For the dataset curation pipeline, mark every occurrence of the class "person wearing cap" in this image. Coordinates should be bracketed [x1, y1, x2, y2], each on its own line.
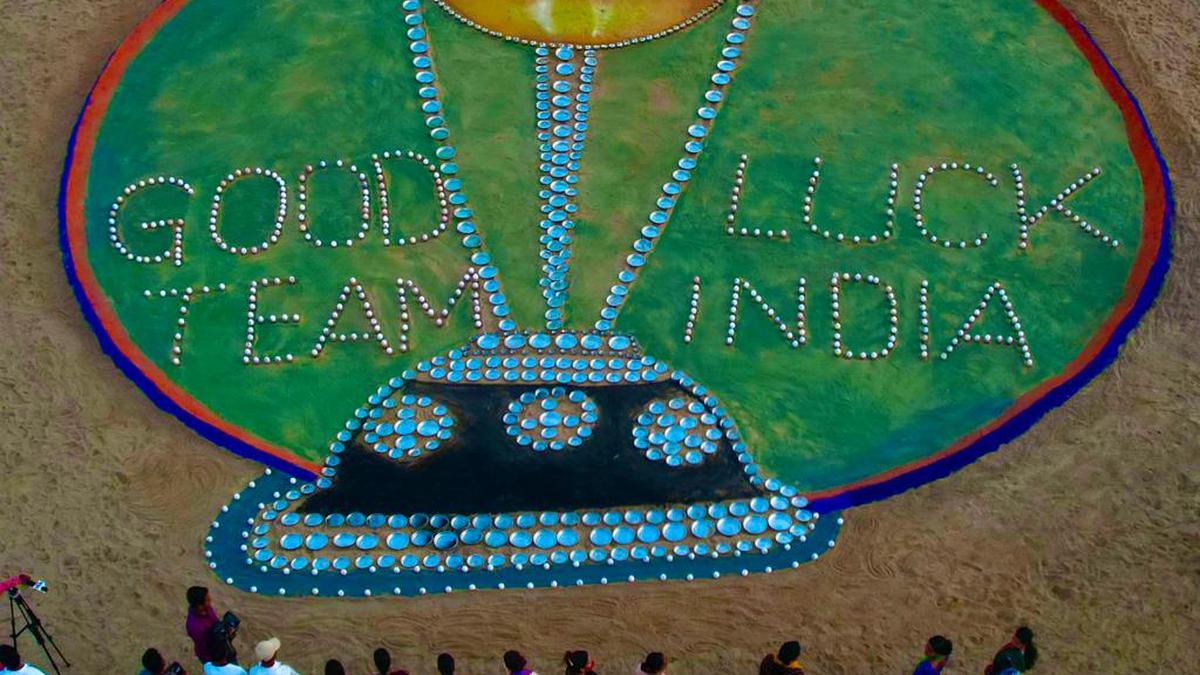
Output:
[247, 638, 299, 675]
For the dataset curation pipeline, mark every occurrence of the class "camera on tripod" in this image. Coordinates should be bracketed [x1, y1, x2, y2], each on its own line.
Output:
[4, 572, 68, 674]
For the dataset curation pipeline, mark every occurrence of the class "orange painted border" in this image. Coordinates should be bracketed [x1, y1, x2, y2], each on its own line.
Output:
[60, 0, 321, 475]
[60, 0, 1171, 501]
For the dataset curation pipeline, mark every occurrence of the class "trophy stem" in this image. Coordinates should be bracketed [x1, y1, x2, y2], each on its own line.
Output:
[591, 1, 761, 332]
[532, 45, 600, 330]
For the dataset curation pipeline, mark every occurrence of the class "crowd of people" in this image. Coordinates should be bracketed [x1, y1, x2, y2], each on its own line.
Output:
[0, 585, 1040, 675]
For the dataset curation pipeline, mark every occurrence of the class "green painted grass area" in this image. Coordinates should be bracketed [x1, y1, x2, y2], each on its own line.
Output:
[82, 0, 1144, 489]
[568, 1, 734, 327]
[85, 0, 498, 460]
[422, 7, 545, 328]
[613, 0, 1141, 490]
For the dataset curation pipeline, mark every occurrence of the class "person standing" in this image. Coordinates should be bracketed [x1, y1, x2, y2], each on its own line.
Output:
[323, 661, 346, 675]
[435, 653, 455, 675]
[186, 586, 238, 665]
[984, 626, 1039, 673]
[633, 652, 666, 675]
[912, 636, 953, 675]
[0, 644, 47, 675]
[248, 638, 300, 675]
[203, 639, 246, 675]
[989, 652, 1021, 675]
[503, 650, 539, 675]
[563, 650, 596, 675]
[371, 647, 408, 675]
[141, 647, 188, 675]
[758, 641, 805, 675]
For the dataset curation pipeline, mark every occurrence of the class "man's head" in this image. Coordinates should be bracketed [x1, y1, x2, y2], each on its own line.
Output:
[186, 586, 210, 612]
[564, 650, 590, 673]
[0, 644, 21, 670]
[373, 647, 391, 675]
[437, 652, 455, 674]
[926, 636, 953, 660]
[503, 650, 527, 672]
[641, 652, 666, 674]
[325, 660, 347, 675]
[142, 647, 167, 674]
[255, 638, 282, 665]
[778, 640, 802, 664]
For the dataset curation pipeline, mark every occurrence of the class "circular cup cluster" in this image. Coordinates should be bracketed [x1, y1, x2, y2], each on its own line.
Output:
[633, 397, 723, 465]
[503, 387, 597, 451]
[363, 394, 455, 459]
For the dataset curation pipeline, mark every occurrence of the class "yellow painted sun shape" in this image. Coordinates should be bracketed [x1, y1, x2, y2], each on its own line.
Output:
[441, 0, 722, 45]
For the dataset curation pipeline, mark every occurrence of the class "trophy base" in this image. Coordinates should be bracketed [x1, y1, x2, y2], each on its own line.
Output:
[205, 467, 842, 597]
[202, 333, 839, 596]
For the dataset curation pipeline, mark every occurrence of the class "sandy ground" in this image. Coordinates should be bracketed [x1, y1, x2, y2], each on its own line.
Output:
[1, 1, 1198, 673]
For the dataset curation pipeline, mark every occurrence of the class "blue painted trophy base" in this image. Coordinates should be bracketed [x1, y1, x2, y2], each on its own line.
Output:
[205, 469, 842, 597]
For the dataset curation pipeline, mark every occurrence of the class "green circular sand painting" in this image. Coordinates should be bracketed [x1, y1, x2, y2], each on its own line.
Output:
[63, 0, 1168, 509]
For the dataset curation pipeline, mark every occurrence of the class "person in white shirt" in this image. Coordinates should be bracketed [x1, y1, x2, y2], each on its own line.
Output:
[203, 638, 247, 675]
[248, 638, 300, 675]
[0, 644, 48, 675]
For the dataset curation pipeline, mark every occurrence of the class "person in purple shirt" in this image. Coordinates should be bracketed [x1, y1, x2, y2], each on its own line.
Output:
[185, 586, 238, 665]
[912, 635, 953, 675]
[185, 586, 219, 664]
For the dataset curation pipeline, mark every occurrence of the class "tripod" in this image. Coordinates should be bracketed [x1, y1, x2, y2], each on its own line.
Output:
[8, 588, 69, 674]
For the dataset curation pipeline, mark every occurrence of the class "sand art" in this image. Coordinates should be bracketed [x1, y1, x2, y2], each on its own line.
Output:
[59, 0, 1170, 597]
